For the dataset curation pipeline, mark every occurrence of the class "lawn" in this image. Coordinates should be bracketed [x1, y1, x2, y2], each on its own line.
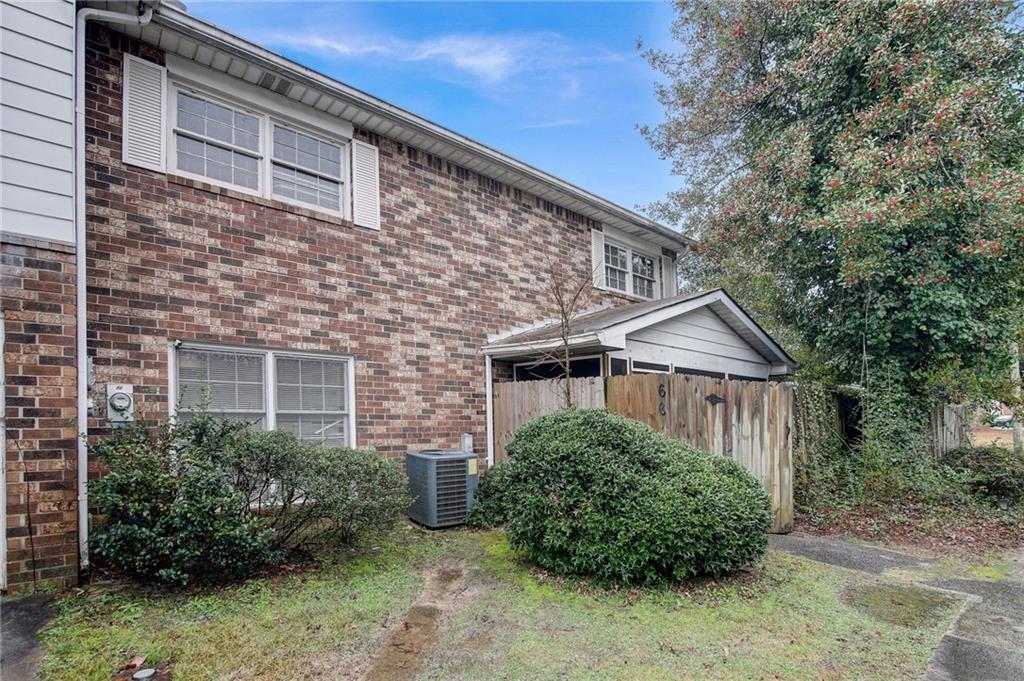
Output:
[39, 524, 960, 680]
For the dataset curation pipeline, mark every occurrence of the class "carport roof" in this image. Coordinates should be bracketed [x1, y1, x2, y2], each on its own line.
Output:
[482, 289, 797, 374]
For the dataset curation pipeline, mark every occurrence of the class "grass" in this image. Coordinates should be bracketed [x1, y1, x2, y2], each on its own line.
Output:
[38, 524, 961, 681]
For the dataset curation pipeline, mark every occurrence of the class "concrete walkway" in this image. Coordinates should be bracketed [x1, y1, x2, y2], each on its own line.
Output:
[771, 533, 1024, 681]
[1, 593, 54, 681]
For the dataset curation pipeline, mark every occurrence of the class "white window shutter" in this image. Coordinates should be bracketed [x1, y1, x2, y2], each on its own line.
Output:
[591, 228, 605, 287]
[351, 139, 381, 230]
[121, 54, 166, 172]
[662, 255, 678, 297]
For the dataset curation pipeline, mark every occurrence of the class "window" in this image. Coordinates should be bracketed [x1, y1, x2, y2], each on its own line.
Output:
[174, 93, 260, 190]
[632, 253, 656, 300]
[275, 355, 349, 446]
[176, 348, 266, 424]
[174, 346, 354, 446]
[170, 87, 347, 215]
[603, 239, 659, 299]
[272, 124, 342, 211]
[604, 243, 628, 292]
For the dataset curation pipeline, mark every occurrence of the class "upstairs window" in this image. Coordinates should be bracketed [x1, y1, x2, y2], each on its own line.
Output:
[272, 124, 343, 212]
[604, 242, 629, 292]
[168, 87, 347, 217]
[632, 252, 657, 300]
[174, 93, 261, 190]
[603, 239, 660, 299]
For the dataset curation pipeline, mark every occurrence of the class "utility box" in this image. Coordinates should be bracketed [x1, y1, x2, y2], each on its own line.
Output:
[406, 449, 479, 528]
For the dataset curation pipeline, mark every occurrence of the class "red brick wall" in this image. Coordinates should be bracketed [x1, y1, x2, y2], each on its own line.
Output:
[2, 236, 80, 592]
[84, 25, 631, 461]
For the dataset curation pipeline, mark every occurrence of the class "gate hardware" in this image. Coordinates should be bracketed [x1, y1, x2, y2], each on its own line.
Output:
[706, 393, 726, 406]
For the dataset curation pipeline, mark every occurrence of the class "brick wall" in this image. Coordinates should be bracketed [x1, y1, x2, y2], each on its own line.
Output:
[2, 236, 80, 592]
[84, 24, 631, 462]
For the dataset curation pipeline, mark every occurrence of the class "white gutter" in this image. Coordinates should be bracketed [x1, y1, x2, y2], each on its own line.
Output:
[484, 356, 494, 467]
[75, 1, 155, 572]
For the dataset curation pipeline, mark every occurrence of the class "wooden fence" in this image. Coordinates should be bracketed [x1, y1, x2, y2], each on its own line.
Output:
[492, 374, 794, 533]
[927, 403, 971, 457]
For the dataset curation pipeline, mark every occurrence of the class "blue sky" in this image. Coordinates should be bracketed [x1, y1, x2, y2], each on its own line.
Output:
[188, 1, 680, 216]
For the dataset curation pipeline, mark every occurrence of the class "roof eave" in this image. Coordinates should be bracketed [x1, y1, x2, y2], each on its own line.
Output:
[142, 6, 694, 252]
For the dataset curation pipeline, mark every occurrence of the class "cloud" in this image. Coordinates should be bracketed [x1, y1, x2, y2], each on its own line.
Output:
[260, 28, 619, 85]
[519, 117, 586, 130]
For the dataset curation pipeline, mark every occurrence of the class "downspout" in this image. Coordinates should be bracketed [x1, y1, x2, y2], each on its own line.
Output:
[485, 355, 494, 467]
[75, 1, 155, 572]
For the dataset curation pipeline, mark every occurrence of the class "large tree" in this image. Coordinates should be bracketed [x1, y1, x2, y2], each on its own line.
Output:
[644, 0, 1024, 402]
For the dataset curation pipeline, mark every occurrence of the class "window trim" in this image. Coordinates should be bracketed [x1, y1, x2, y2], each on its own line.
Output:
[602, 237, 661, 300]
[168, 342, 357, 447]
[166, 81, 350, 219]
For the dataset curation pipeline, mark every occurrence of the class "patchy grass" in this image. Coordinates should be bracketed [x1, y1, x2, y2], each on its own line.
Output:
[39, 525, 960, 681]
[39, 524, 448, 680]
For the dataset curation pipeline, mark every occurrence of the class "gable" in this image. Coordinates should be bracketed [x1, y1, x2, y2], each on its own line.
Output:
[622, 307, 775, 379]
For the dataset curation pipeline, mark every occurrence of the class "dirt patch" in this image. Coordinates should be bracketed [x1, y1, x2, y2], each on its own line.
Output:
[360, 564, 466, 681]
[842, 582, 958, 628]
[971, 426, 1015, 448]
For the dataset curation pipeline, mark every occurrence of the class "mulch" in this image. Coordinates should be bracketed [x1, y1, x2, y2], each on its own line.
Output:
[796, 501, 1024, 555]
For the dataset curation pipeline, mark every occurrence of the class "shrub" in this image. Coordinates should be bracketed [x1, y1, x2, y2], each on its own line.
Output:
[90, 411, 411, 585]
[493, 409, 771, 584]
[222, 429, 410, 552]
[465, 461, 518, 529]
[942, 445, 1024, 506]
[89, 415, 277, 585]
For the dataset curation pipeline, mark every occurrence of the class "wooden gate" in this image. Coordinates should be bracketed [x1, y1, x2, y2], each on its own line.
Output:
[492, 373, 794, 532]
[604, 374, 793, 532]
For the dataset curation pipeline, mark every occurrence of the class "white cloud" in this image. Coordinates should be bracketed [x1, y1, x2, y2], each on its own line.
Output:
[519, 117, 586, 130]
[260, 28, 617, 85]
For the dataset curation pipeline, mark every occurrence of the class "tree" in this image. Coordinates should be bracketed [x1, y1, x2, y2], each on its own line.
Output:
[643, 0, 1024, 404]
[524, 258, 596, 408]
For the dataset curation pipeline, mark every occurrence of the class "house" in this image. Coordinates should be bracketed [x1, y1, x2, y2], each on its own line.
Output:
[0, 0, 790, 591]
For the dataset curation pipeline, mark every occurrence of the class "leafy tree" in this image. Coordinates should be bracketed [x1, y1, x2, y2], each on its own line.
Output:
[643, 0, 1024, 403]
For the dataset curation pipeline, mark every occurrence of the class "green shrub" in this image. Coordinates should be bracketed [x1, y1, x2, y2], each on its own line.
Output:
[222, 429, 410, 551]
[90, 412, 411, 585]
[942, 445, 1024, 506]
[89, 415, 277, 585]
[465, 462, 517, 529]
[492, 409, 771, 585]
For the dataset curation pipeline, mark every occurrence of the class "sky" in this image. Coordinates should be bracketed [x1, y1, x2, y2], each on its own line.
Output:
[188, 1, 681, 216]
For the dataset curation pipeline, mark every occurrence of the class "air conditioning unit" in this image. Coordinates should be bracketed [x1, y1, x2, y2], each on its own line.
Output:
[406, 448, 479, 528]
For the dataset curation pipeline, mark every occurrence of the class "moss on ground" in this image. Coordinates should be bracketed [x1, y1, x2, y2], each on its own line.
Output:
[39, 525, 960, 681]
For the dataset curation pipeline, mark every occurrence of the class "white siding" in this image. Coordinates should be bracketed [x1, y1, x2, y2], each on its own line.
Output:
[621, 307, 773, 379]
[0, 0, 76, 244]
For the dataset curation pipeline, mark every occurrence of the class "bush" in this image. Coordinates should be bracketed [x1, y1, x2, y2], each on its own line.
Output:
[89, 415, 277, 585]
[483, 409, 771, 584]
[942, 445, 1024, 506]
[90, 411, 411, 585]
[465, 462, 517, 529]
[221, 429, 410, 552]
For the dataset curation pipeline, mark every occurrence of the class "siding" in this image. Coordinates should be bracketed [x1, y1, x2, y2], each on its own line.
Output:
[0, 0, 76, 244]
[622, 307, 773, 378]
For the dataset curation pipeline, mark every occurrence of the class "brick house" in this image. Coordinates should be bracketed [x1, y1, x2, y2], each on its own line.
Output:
[1, 0, 794, 591]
